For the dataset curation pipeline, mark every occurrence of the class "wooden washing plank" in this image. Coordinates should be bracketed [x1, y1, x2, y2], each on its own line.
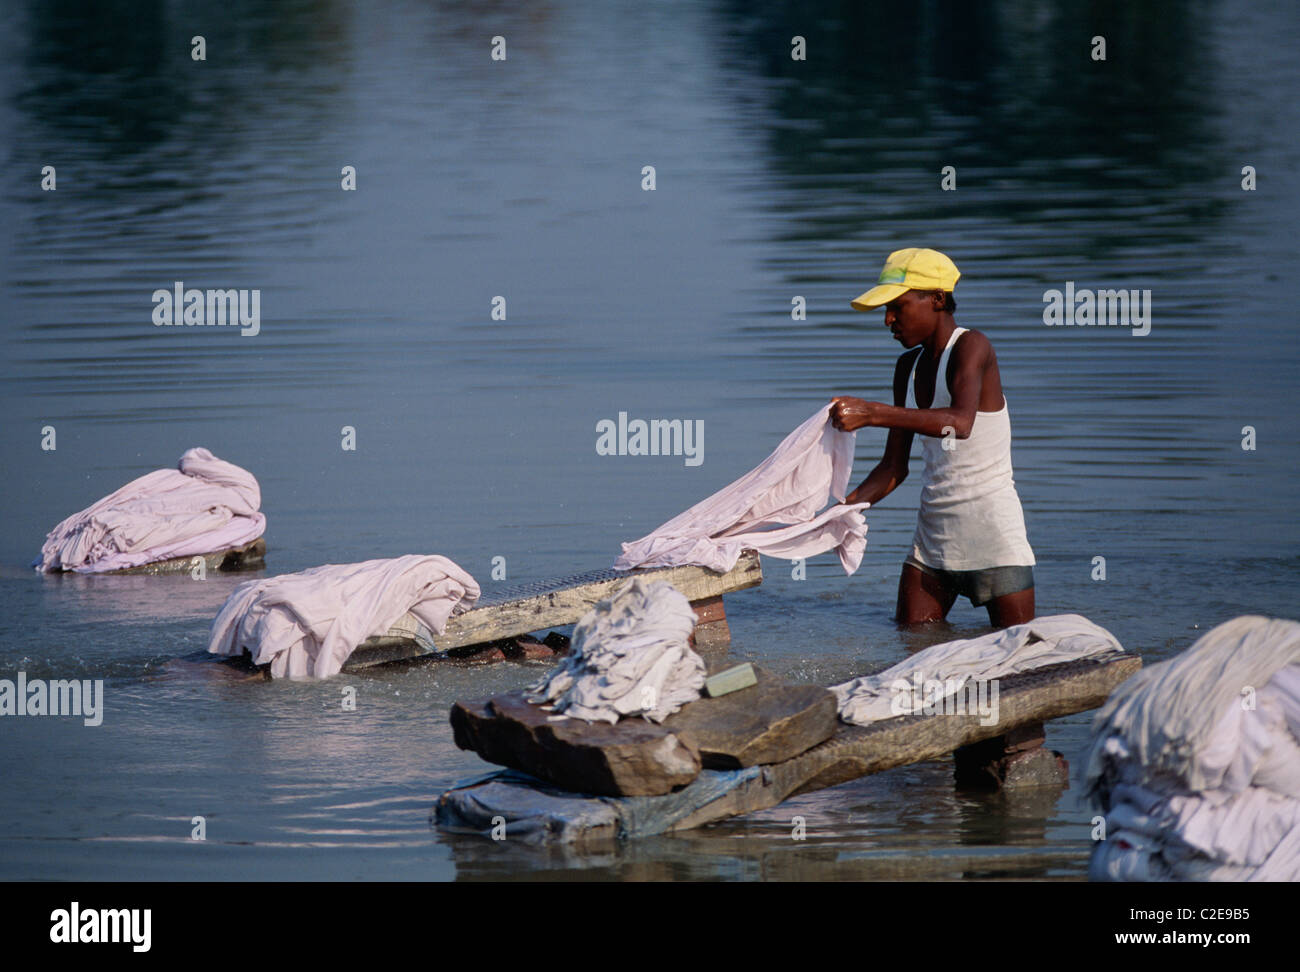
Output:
[344, 549, 763, 669]
[434, 653, 1140, 842]
[104, 537, 266, 575]
[667, 653, 1141, 833]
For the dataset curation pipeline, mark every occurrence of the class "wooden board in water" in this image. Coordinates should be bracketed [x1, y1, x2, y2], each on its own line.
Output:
[434, 653, 1142, 843]
[97, 537, 266, 575]
[345, 550, 763, 669]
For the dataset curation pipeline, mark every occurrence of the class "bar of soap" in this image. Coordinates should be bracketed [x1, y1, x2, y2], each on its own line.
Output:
[704, 663, 757, 698]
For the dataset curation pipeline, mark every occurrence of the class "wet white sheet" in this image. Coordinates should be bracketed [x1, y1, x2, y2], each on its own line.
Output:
[207, 554, 480, 679]
[614, 404, 869, 574]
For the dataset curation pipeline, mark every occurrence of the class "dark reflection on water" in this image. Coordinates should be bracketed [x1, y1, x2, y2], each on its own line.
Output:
[0, 0, 1297, 880]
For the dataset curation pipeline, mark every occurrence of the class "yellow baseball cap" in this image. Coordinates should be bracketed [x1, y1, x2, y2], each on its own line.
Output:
[850, 248, 961, 311]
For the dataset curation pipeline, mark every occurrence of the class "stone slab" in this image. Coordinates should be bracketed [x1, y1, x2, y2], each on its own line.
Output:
[662, 666, 838, 768]
[450, 691, 702, 797]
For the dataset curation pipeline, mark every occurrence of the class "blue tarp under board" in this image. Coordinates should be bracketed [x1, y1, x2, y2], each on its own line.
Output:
[434, 766, 761, 845]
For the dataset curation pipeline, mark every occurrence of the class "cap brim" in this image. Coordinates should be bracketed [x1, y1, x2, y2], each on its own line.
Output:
[850, 283, 908, 311]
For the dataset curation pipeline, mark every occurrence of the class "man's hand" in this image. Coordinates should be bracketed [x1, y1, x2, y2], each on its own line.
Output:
[830, 396, 885, 432]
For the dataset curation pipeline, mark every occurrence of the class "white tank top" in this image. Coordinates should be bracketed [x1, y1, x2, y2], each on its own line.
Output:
[905, 327, 1035, 570]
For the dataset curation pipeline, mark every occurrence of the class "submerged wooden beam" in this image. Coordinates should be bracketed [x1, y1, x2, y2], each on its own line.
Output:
[105, 537, 266, 575]
[953, 721, 1068, 788]
[434, 653, 1141, 843]
[345, 550, 763, 669]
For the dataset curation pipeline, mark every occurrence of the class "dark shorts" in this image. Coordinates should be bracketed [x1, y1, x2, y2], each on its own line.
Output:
[904, 556, 1034, 607]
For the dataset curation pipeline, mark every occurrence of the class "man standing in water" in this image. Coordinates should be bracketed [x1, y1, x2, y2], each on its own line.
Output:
[830, 248, 1035, 628]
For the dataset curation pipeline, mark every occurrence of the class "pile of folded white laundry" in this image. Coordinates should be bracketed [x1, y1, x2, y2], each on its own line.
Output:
[528, 578, 705, 724]
[36, 447, 266, 573]
[1085, 615, 1300, 881]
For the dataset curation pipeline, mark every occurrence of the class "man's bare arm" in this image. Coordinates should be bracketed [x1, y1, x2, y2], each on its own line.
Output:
[831, 331, 990, 439]
[841, 352, 916, 506]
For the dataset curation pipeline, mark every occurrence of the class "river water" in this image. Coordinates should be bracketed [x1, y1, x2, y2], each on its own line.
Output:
[1, 0, 1297, 880]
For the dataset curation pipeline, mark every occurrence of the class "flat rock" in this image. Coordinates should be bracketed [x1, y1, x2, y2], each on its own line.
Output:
[661, 666, 838, 768]
[450, 691, 701, 797]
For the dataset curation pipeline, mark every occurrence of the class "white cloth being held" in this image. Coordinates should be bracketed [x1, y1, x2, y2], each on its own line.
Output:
[614, 405, 869, 574]
[207, 555, 480, 679]
[528, 578, 705, 724]
[832, 614, 1124, 726]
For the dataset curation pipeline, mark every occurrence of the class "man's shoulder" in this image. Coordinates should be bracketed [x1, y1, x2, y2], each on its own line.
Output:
[956, 325, 993, 345]
[954, 326, 995, 359]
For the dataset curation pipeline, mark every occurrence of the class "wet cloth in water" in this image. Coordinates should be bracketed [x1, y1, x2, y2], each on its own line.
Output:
[614, 404, 869, 574]
[207, 555, 480, 679]
[36, 447, 266, 573]
[832, 614, 1124, 725]
[1085, 616, 1300, 882]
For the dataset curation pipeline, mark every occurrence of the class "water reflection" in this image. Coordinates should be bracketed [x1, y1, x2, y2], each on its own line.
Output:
[1, 0, 1297, 880]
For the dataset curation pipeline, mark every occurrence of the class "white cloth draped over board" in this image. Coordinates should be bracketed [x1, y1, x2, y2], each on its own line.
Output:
[36, 447, 266, 573]
[207, 555, 480, 679]
[832, 614, 1125, 725]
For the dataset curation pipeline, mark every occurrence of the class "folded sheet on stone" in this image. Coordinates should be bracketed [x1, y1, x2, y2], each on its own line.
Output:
[528, 578, 705, 724]
[36, 447, 266, 573]
[207, 555, 480, 679]
[614, 404, 869, 574]
[831, 614, 1125, 725]
[1085, 616, 1300, 882]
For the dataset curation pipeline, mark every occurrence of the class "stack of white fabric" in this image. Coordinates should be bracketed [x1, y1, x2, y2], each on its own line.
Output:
[1085, 616, 1300, 882]
[614, 404, 869, 574]
[528, 578, 705, 724]
[207, 555, 480, 679]
[37, 447, 266, 573]
[832, 614, 1124, 725]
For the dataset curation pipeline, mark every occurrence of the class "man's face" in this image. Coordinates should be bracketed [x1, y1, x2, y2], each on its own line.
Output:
[882, 289, 940, 348]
